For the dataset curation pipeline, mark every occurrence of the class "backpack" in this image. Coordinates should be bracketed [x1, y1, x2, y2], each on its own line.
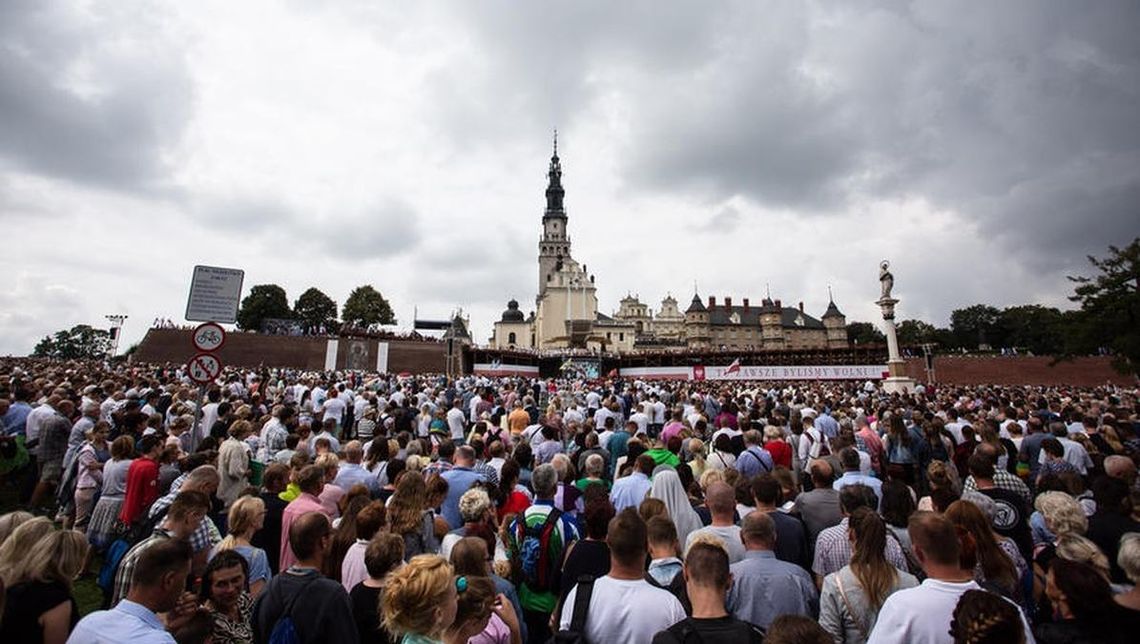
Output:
[97, 538, 131, 594]
[513, 507, 563, 593]
[549, 575, 595, 644]
[267, 577, 316, 644]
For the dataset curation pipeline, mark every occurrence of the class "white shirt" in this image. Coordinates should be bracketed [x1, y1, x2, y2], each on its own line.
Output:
[1037, 436, 1094, 475]
[199, 402, 219, 440]
[685, 525, 746, 563]
[25, 403, 56, 443]
[322, 395, 347, 422]
[446, 407, 467, 441]
[559, 576, 686, 644]
[628, 412, 649, 436]
[651, 401, 666, 424]
[868, 578, 1035, 644]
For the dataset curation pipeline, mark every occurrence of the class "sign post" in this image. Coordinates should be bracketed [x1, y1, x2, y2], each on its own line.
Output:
[185, 265, 244, 324]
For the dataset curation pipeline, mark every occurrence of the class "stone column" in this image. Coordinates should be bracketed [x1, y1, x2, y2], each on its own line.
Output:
[876, 268, 916, 394]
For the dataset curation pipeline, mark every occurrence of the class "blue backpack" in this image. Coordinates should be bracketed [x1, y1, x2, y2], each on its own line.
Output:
[267, 578, 315, 644]
[97, 538, 131, 593]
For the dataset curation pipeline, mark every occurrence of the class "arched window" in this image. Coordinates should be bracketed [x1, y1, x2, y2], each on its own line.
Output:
[508, 332, 517, 344]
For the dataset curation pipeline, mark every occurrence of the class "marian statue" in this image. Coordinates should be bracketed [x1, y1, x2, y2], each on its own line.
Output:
[879, 260, 894, 300]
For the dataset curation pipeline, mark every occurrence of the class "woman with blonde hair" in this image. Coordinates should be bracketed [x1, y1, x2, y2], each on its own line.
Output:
[0, 510, 34, 547]
[1032, 491, 1090, 618]
[212, 495, 271, 596]
[686, 438, 707, 480]
[0, 529, 88, 644]
[382, 554, 459, 644]
[819, 508, 918, 644]
[0, 516, 54, 584]
[387, 474, 439, 560]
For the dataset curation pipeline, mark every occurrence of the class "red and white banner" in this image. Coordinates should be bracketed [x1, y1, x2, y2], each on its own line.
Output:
[619, 364, 888, 381]
[473, 362, 539, 377]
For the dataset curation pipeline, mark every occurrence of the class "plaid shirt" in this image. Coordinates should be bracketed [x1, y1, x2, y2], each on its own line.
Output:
[963, 469, 1031, 504]
[111, 529, 172, 606]
[422, 460, 454, 478]
[148, 474, 221, 553]
[812, 517, 909, 577]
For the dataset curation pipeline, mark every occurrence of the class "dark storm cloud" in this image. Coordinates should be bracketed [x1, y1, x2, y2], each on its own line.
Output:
[447, 1, 1140, 261]
[0, 1, 193, 192]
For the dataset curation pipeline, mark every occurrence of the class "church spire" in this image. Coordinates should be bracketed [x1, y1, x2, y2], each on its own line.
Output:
[545, 129, 565, 215]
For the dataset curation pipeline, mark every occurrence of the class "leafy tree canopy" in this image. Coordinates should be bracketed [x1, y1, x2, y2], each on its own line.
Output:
[342, 285, 395, 327]
[846, 321, 885, 346]
[32, 324, 111, 359]
[293, 287, 338, 331]
[1067, 237, 1140, 376]
[236, 284, 291, 331]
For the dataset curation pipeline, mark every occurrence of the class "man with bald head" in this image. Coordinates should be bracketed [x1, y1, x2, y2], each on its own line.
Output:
[962, 441, 1030, 503]
[727, 511, 818, 629]
[332, 440, 378, 494]
[685, 481, 745, 563]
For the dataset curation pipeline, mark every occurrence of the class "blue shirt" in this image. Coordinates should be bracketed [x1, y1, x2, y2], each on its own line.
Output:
[736, 446, 775, 479]
[333, 462, 378, 494]
[832, 471, 883, 507]
[815, 412, 840, 439]
[609, 472, 652, 512]
[727, 550, 818, 629]
[67, 599, 175, 644]
[2, 401, 31, 436]
[440, 466, 487, 529]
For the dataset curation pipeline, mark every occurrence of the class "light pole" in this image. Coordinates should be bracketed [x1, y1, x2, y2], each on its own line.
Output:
[105, 314, 127, 357]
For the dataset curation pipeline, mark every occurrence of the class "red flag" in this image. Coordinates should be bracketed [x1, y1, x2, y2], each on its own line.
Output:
[725, 358, 741, 375]
[607, 368, 618, 378]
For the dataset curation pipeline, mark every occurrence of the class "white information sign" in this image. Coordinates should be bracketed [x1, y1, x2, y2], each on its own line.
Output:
[185, 265, 245, 323]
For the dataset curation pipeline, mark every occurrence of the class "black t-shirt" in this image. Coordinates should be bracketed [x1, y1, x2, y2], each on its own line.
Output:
[651, 616, 765, 644]
[0, 580, 78, 644]
[349, 583, 399, 644]
[559, 540, 611, 605]
[977, 487, 1033, 560]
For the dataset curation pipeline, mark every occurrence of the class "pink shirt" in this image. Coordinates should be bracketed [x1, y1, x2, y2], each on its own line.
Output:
[468, 613, 512, 644]
[279, 492, 331, 570]
[341, 540, 369, 592]
[661, 422, 685, 445]
[319, 483, 344, 518]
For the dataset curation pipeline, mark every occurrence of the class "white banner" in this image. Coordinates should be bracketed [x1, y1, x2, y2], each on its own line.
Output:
[473, 362, 539, 376]
[701, 364, 888, 381]
[324, 340, 338, 371]
[376, 342, 389, 373]
[617, 366, 691, 380]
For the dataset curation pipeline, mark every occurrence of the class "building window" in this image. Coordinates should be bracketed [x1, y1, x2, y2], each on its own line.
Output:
[619, 333, 624, 341]
[508, 332, 516, 344]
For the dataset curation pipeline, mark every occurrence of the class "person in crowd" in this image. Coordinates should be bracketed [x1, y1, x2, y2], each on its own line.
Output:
[651, 541, 765, 644]
[794, 460, 842, 544]
[350, 533, 404, 644]
[212, 495, 271, 597]
[449, 537, 524, 644]
[199, 549, 254, 644]
[381, 554, 460, 644]
[556, 494, 615, 620]
[728, 511, 819, 629]
[685, 481, 745, 563]
[765, 614, 833, 644]
[736, 429, 775, 479]
[945, 499, 1025, 602]
[559, 508, 687, 644]
[705, 434, 737, 473]
[441, 487, 503, 562]
[834, 447, 883, 507]
[252, 511, 358, 644]
[1036, 557, 1134, 643]
[440, 446, 489, 529]
[649, 468, 702, 548]
[751, 473, 810, 569]
[610, 453, 655, 512]
[387, 473, 440, 560]
[252, 461, 290, 574]
[335, 440, 380, 495]
[814, 484, 909, 584]
[0, 516, 53, 583]
[1114, 533, 1140, 614]
[1087, 477, 1140, 584]
[279, 464, 334, 570]
[819, 508, 919, 644]
[218, 420, 253, 509]
[330, 492, 374, 581]
[496, 459, 531, 522]
[112, 490, 211, 606]
[882, 414, 926, 488]
[646, 515, 684, 587]
[966, 453, 1033, 561]
[764, 425, 794, 470]
[0, 528, 87, 644]
[118, 435, 163, 527]
[70, 539, 199, 644]
[949, 589, 1028, 644]
[867, 512, 1031, 643]
[316, 452, 346, 517]
[506, 463, 580, 644]
[72, 421, 110, 534]
[341, 500, 388, 591]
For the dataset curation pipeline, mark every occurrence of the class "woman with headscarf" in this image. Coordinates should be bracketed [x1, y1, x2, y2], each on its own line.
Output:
[648, 468, 702, 547]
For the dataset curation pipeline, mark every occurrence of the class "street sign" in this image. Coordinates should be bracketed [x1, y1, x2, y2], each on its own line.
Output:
[192, 322, 226, 352]
[187, 352, 223, 384]
[185, 265, 245, 324]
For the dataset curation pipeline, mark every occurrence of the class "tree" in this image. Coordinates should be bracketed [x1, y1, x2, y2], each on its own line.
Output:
[293, 287, 338, 331]
[846, 321, 885, 345]
[950, 304, 1003, 350]
[1067, 238, 1140, 375]
[897, 319, 938, 346]
[998, 305, 1064, 355]
[236, 284, 292, 331]
[342, 285, 396, 327]
[32, 324, 111, 359]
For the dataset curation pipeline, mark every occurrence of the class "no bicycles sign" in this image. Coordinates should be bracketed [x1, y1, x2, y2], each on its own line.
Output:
[187, 352, 223, 384]
[192, 322, 226, 352]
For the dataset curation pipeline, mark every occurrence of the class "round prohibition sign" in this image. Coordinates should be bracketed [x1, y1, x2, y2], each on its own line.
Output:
[192, 322, 226, 352]
[187, 352, 223, 384]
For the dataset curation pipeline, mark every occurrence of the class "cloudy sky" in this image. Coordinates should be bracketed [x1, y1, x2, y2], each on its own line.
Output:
[2, 0, 1138, 356]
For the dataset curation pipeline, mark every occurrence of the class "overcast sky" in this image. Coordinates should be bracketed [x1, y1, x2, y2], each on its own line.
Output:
[2, 1, 1138, 356]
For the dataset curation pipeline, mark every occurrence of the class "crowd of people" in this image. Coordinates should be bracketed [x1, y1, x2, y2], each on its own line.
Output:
[0, 356, 1138, 644]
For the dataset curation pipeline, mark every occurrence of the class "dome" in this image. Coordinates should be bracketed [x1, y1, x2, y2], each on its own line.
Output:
[501, 299, 525, 322]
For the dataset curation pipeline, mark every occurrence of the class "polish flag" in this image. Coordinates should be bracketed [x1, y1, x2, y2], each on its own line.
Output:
[725, 358, 741, 375]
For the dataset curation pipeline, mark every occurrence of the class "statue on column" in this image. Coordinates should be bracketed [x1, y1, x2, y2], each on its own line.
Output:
[878, 260, 894, 300]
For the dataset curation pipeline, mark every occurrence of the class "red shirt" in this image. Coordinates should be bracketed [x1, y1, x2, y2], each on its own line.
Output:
[119, 457, 159, 525]
[765, 440, 794, 470]
[497, 490, 531, 522]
